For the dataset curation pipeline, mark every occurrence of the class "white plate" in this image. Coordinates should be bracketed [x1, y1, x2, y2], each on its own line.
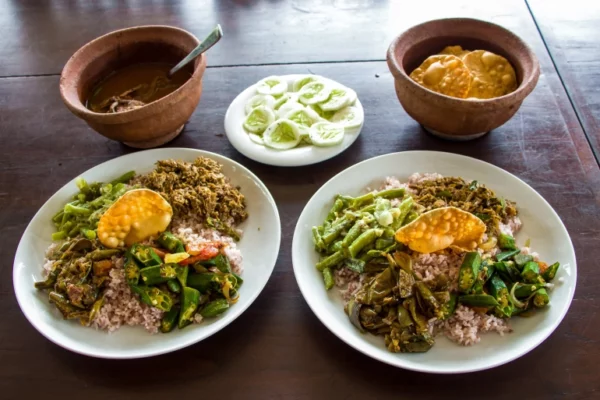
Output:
[13, 148, 281, 359]
[224, 74, 364, 167]
[292, 151, 577, 373]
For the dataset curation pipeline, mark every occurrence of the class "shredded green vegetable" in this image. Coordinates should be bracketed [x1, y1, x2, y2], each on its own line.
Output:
[51, 171, 135, 241]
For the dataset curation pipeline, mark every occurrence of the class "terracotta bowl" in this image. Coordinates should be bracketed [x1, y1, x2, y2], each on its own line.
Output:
[386, 18, 540, 140]
[60, 26, 207, 148]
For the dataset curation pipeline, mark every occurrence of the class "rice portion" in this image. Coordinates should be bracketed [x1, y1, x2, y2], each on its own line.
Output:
[412, 251, 462, 291]
[435, 305, 512, 346]
[92, 258, 163, 333]
[172, 217, 243, 274]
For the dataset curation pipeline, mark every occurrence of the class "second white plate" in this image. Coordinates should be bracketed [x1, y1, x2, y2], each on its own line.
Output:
[224, 74, 364, 167]
[292, 151, 577, 373]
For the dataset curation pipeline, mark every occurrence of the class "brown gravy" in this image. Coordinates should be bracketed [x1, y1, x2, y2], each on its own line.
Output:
[86, 63, 191, 113]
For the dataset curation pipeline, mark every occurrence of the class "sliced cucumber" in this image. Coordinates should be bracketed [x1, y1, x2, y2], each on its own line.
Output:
[245, 94, 276, 115]
[308, 104, 335, 120]
[243, 106, 275, 134]
[330, 106, 363, 129]
[274, 93, 298, 110]
[263, 119, 302, 150]
[284, 107, 320, 129]
[248, 133, 264, 145]
[292, 75, 318, 92]
[309, 122, 345, 147]
[277, 101, 304, 119]
[256, 76, 288, 96]
[298, 81, 332, 105]
[319, 87, 351, 111]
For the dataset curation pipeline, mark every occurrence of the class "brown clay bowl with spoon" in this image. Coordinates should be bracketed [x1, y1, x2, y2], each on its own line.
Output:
[60, 25, 209, 149]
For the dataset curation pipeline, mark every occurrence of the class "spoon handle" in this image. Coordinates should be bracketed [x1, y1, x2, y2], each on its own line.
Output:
[169, 24, 223, 77]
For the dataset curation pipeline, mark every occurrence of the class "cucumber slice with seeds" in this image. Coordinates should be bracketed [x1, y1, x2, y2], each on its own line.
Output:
[277, 101, 304, 119]
[263, 119, 302, 150]
[293, 75, 318, 92]
[319, 87, 352, 111]
[330, 106, 363, 129]
[274, 93, 298, 110]
[298, 81, 332, 105]
[243, 106, 275, 134]
[309, 121, 345, 147]
[256, 76, 288, 96]
[245, 94, 275, 115]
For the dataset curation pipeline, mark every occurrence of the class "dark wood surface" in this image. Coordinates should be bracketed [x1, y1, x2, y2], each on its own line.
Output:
[527, 0, 600, 162]
[1, 1, 599, 399]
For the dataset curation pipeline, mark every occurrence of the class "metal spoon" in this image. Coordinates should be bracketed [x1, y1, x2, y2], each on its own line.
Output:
[168, 24, 223, 77]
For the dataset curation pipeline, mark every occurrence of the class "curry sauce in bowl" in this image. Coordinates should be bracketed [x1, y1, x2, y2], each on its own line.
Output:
[60, 25, 206, 148]
[86, 63, 191, 114]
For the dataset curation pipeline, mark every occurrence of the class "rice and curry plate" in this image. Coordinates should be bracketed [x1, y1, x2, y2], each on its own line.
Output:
[311, 173, 561, 353]
[35, 157, 247, 334]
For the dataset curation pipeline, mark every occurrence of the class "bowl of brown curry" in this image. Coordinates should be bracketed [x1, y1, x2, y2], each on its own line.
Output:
[60, 25, 206, 148]
[387, 18, 540, 140]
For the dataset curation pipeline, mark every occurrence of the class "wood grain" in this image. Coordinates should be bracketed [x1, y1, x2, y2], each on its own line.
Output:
[2, 59, 599, 399]
[0, 0, 564, 76]
[1, 0, 600, 399]
[527, 0, 600, 161]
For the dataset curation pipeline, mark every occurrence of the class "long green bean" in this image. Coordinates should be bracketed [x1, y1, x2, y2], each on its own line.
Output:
[348, 229, 382, 258]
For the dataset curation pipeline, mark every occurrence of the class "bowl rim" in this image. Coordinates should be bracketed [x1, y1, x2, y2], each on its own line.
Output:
[59, 25, 206, 121]
[386, 17, 540, 108]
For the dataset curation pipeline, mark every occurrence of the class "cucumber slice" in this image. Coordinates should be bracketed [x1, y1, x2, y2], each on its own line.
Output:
[293, 75, 318, 92]
[309, 122, 345, 147]
[308, 104, 335, 120]
[346, 88, 358, 105]
[330, 106, 363, 129]
[262, 119, 302, 150]
[243, 106, 275, 134]
[245, 94, 276, 115]
[300, 131, 313, 145]
[298, 81, 332, 105]
[274, 93, 298, 110]
[248, 133, 264, 145]
[284, 107, 320, 130]
[319, 87, 351, 111]
[256, 76, 288, 96]
[277, 101, 304, 119]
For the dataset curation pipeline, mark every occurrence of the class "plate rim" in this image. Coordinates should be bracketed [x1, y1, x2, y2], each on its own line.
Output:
[224, 73, 364, 167]
[13, 148, 282, 359]
[291, 150, 577, 373]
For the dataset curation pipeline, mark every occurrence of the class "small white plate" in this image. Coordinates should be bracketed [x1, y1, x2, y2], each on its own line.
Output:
[224, 74, 364, 167]
[13, 148, 281, 359]
[292, 151, 577, 373]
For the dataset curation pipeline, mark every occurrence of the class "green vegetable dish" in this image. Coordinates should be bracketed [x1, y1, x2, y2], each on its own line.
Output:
[311, 173, 561, 352]
[35, 157, 247, 334]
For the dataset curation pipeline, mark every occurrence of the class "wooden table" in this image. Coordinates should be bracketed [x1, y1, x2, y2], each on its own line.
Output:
[1, 1, 599, 398]
[527, 0, 600, 162]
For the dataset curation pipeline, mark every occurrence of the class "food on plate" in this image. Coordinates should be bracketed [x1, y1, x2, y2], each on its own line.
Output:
[311, 173, 561, 352]
[409, 46, 518, 99]
[35, 157, 246, 334]
[242, 75, 363, 149]
[86, 63, 192, 113]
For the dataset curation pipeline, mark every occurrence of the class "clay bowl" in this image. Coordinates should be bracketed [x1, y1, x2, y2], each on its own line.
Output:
[60, 26, 207, 148]
[387, 18, 540, 140]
